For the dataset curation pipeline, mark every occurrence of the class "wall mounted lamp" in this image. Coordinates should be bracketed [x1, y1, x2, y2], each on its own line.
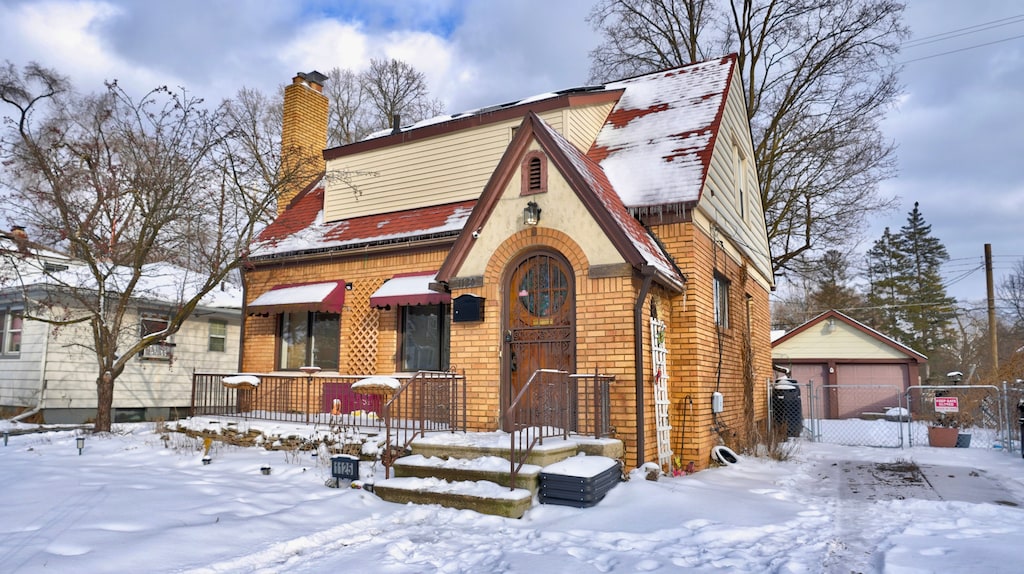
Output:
[523, 201, 542, 226]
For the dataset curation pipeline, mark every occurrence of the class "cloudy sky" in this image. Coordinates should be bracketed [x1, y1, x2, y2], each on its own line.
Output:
[1, 0, 1021, 303]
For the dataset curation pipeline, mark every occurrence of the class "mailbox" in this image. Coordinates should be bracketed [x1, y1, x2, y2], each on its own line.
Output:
[453, 294, 484, 323]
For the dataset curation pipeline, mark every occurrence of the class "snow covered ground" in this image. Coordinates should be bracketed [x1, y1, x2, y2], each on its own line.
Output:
[2, 417, 1024, 573]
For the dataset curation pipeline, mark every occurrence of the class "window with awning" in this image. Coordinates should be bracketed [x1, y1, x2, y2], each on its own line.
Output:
[248, 281, 346, 316]
[369, 272, 450, 308]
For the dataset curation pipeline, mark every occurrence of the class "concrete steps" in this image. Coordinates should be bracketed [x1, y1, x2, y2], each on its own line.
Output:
[373, 432, 624, 518]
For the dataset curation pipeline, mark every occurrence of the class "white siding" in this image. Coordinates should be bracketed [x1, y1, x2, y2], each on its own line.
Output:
[0, 312, 47, 407]
[696, 70, 773, 291]
[39, 307, 240, 410]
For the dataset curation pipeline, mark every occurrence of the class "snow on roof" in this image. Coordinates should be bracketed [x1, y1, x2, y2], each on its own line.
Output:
[533, 117, 683, 287]
[252, 184, 474, 258]
[591, 55, 734, 209]
[3, 257, 242, 310]
[260, 57, 734, 262]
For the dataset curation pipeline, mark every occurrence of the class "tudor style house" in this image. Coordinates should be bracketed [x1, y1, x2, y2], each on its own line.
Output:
[241, 56, 774, 470]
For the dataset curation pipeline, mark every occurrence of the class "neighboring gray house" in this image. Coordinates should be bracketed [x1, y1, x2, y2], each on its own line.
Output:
[0, 229, 241, 424]
[772, 310, 926, 419]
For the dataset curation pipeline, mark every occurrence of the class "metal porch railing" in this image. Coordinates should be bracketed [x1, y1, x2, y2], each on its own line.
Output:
[382, 369, 467, 477]
[503, 368, 615, 490]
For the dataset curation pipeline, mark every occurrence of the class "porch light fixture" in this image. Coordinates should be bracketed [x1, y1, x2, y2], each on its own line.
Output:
[76, 435, 85, 455]
[523, 201, 541, 226]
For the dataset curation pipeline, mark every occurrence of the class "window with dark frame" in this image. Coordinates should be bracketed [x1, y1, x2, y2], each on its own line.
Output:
[140, 312, 174, 361]
[0, 308, 23, 357]
[399, 303, 450, 372]
[713, 274, 730, 329]
[278, 311, 340, 371]
[208, 319, 228, 352]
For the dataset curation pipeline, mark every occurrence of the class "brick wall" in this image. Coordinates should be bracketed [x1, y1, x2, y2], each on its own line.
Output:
[653, 220, 771, 471]
[242, 247, 451, 373]
[279, 75, 328, 215]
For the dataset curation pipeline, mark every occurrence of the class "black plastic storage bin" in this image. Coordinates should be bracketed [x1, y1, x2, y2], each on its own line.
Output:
[772, 380, 803, 437]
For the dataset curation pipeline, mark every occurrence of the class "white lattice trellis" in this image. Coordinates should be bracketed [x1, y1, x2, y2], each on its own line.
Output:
[651, 317, 672, 472]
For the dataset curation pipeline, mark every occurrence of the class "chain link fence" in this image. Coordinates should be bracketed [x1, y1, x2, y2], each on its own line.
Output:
[767, 378, 1019, 453]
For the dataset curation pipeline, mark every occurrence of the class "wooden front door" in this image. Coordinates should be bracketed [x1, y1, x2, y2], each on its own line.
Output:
[503, 251, 576, 416]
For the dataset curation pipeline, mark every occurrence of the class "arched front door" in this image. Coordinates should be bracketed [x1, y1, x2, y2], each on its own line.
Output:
[502, 250, 576, 419]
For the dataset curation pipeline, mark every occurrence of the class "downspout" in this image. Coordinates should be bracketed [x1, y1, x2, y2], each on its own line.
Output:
[12, 320, 50, 423]
[633, 265, 656, 466]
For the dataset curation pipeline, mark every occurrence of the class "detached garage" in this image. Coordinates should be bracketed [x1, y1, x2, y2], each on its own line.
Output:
[772, 310, 926, 420]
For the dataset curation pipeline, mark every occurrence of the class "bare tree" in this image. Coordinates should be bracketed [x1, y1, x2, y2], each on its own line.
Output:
[587, 0, 906, 274]
[323, 67, 371, 147]
[0, 61, 313, 431]
[1000, 258, 1024, 331]
[361, 58, 444, 134]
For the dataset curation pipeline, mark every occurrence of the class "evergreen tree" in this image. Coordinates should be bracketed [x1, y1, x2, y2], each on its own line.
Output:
[894, 202, 956, 354]
[864, 203, 955, 361]
[808, 249, 863, 315]
[864, 227, 905, 338]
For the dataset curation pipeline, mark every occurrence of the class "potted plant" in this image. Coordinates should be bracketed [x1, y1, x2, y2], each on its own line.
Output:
[927, 413, 959, 448]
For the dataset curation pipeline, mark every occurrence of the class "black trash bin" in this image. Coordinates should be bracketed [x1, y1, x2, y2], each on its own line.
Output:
[772, 380, 803, 437]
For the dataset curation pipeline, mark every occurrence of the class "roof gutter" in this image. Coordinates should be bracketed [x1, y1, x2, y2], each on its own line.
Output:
[633, 264, 656, 466]
[248, 234, 459, 268]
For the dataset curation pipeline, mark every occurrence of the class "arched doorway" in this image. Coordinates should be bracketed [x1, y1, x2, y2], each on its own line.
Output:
[502, 250, 576, 420]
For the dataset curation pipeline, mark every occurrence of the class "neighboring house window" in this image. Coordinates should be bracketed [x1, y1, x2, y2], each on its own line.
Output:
[399, 304, 450, 372]
[713, 274, 730, 329]
[279, 312, 339, 371]
[140, 312, 174, 361]
[1, 308, 23, 357]
[520, 151, 547, 196]
[208, 319, 228, 352]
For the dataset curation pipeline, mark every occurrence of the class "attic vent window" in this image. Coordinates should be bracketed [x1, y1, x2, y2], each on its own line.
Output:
[520, 151, 547, 196]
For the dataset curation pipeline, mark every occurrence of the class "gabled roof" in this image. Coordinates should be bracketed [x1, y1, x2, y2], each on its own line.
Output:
[590, 55, 735, 211]
[436, 112, 684, 291]
[772, 309, 927, 362]
[256, 56, 739, 267]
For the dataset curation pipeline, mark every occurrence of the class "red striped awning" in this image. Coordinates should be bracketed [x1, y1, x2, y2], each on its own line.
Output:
[369, 272, 450, 309]
[247, 281, 346, 315]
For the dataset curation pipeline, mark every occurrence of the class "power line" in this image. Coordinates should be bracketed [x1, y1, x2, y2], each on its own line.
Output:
[902, 14, 1024, 49]
[901, 32, 1024, 64]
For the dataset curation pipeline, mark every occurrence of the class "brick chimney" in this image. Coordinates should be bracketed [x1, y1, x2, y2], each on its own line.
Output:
[278, 71, 329, 216]
[10, 226, 29, 254]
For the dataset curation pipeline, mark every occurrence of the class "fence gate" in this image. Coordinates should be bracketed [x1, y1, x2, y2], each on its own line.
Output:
[905, 385, 1005, 449]
[809, 384, 905, 447]
[769, 380, 905, 448]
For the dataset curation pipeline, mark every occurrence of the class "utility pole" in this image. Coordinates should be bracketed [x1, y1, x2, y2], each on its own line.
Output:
[986, 244, 998, 376]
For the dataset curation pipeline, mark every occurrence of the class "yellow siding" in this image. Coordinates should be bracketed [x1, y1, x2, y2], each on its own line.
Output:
[323, 102, 615, 222]
[774, 323, 911, 360]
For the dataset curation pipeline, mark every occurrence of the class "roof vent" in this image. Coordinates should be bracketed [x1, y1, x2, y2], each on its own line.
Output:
[391, 114, 401, 135]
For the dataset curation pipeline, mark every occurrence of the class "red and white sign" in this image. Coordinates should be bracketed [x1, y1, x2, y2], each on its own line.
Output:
[935, 396, 960, 413]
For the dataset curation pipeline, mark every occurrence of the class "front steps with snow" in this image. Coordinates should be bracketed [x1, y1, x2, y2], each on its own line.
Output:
[373, 432, 624, 518]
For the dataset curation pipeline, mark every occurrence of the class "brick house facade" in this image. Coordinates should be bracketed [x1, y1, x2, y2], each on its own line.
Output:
[242, 56, 774, 470]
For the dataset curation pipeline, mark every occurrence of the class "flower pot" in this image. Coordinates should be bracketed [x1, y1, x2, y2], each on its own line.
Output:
[955, 433, 972, 448]
[928, 426, 958, 448]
